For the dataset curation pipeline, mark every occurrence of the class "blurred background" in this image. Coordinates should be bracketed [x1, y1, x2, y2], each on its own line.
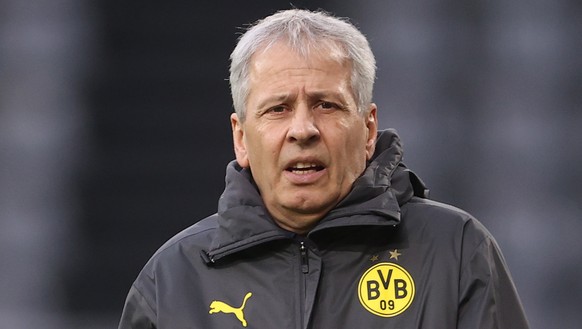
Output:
[1, 0, 580, 328]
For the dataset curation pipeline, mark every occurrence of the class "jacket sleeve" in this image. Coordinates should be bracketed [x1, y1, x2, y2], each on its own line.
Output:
[118, 284, 157, 329]
[457, 223, 529, 329]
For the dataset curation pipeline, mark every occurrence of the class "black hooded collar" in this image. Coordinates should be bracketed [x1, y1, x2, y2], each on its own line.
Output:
[204, 129, 425, 262]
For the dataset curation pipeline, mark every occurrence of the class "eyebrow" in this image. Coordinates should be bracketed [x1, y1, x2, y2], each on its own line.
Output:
[255, 93, 294, 112]
[255, 90, 349, 112]
[306, 90, 348, 104]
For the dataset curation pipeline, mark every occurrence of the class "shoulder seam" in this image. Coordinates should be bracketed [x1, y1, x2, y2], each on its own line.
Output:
[131, 282, 157, 317]
[459, 220, 494, 280]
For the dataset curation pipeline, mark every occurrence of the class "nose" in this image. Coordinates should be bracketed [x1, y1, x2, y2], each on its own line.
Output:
[286, 106, 320, 145]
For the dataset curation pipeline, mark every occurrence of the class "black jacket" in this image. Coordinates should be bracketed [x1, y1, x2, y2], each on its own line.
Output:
[119, 129, 529, 329]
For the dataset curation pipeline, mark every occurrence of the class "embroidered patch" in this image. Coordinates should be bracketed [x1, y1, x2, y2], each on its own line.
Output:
[358, 262, 415, 317]
[209, 292, 252, 327]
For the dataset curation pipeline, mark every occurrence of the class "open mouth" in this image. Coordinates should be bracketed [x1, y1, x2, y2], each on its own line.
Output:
[286, 162, 325, 175]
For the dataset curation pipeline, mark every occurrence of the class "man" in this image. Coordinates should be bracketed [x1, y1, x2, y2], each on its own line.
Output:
[119, 9, 529, 329]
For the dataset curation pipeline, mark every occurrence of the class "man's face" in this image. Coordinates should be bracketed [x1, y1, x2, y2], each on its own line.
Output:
[231, 42, 377, 234]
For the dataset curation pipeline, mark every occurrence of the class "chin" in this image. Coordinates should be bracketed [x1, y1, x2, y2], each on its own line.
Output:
[285, 217, 321, 234]
[289, 202, 333, 220]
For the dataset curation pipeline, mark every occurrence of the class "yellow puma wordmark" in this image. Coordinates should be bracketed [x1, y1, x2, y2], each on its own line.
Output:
[209, 292, 253, 327]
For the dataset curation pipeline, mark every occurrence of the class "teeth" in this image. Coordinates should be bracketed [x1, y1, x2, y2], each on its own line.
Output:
[291, 168, 316, 175]
[294, 162, 318, 169]
[289, 162, 320, 174]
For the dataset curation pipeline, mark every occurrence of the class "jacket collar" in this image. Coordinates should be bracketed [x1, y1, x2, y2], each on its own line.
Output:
[205, 129, 422, 262]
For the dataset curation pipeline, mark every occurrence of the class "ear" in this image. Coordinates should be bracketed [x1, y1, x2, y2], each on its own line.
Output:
[365, 104, 378, 161]
[231, 113, 250, 168]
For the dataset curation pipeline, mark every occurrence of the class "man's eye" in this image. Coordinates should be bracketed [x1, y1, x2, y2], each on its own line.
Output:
[318, 102, 338, 110]
[268, 106, 286, 113]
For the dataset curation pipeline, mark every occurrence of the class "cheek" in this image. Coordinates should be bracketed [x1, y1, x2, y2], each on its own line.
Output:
[341, 126, 369, 172]
[245, 128, 281, 168]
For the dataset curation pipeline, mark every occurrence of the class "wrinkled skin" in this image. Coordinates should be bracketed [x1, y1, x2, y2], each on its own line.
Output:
[231, 42, 377, 234]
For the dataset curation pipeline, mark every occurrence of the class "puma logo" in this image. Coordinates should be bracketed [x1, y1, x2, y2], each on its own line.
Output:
[209, 292, 253, 327]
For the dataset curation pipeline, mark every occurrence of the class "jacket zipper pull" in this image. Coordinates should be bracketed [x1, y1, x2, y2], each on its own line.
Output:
[300, 241, 309, 274]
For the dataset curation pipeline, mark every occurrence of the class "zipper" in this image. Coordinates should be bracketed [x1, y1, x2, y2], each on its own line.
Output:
[300, 241, 309, 274]
[298, 240, 309, 329]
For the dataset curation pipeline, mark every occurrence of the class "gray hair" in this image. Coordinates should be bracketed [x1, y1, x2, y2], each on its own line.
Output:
[229, 9, 376, 121]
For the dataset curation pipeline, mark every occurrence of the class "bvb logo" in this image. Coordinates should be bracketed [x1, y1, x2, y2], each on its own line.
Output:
[358, 262, 415, 317]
